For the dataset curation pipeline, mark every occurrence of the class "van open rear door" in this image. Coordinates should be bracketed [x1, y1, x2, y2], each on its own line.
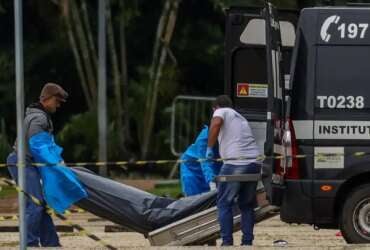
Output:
[224, 4, 296, 156]
[263, 1, 286, 205]
[223, 2, 296, 204]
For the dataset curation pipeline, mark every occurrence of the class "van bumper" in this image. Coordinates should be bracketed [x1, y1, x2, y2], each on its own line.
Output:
[279, 179, 343, 226]
[280, 180, 314, 224]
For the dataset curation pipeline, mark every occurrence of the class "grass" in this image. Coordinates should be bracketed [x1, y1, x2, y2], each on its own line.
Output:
[0, 186, 17, 199]
[150, 183, 183, 198]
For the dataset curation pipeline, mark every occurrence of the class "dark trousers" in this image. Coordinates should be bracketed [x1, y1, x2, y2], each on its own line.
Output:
[217, 163, 260, 246]
[6, 152, 60, 247]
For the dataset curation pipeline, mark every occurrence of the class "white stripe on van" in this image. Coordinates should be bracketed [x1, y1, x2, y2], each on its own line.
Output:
[293, 120, 370, 140]
[293, 120, 314, 139]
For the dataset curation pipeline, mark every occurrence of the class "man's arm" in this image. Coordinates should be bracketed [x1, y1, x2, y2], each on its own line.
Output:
[207, 117, 223, 147]
[206, 117, 223, 190]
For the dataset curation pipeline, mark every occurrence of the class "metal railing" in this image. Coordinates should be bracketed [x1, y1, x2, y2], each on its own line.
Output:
[170, 95, 215, 156]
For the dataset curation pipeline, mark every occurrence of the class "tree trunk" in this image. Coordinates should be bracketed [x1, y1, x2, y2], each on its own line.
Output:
[141, 0, 180, 159]
[149, 0, 171, 80]
[145, 0, 171, 118]
[107, 2, 125, 154]
[62, 0, 93, 109]
[120, 0, 131, 144]
[70, 0, 97, 103]
[80, 0, 98, 73]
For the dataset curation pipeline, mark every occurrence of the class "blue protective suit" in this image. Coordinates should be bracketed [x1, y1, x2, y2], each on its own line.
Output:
[180, 126, 222, 196]
[7, 103, 87, 247]
[29, 132, 87, 214]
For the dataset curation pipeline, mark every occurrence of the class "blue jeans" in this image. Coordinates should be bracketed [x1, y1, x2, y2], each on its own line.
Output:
[6, 152, 60, 247]
[217, 163, 260, 246]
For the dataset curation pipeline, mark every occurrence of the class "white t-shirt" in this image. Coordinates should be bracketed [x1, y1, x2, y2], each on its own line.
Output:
[213, 107, 260, 165]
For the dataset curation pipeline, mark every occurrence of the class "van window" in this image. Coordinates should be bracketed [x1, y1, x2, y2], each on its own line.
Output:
[233, 47, 267, 113]
[315, 46, 370, 117]
[240, 19, 296, 47]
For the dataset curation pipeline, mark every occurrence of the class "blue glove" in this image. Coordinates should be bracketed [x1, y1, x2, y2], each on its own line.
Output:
[206, 147, 214, 160]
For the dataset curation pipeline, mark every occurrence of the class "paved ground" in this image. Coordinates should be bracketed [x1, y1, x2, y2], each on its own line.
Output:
[1, 211, 369, 249]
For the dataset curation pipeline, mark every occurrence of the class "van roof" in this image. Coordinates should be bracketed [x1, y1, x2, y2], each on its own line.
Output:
[308, 7, 370, 10]
[296, 7, 370, 46]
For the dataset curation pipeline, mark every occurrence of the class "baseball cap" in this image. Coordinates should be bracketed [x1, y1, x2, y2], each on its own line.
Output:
[39, 83, 69, 102]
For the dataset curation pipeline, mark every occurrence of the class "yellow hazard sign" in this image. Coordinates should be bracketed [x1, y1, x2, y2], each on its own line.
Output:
[236, 83, 268, 98]
[237, 83, 249, 97]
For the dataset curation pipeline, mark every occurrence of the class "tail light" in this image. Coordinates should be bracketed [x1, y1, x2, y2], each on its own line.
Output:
[275, 118, 299, 179]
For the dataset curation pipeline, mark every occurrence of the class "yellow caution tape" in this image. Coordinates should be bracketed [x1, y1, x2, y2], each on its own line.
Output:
[1, 151, 370, 168]
[354, 152, 366, 157]
[0, 210, 86, 222]
[0, 215, 18, 221]
[0, 177, 117, 250]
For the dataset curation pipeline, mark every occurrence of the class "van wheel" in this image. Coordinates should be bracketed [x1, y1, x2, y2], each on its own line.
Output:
[340, 184, 370, 243]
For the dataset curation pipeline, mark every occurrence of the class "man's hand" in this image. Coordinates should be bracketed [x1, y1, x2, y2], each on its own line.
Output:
[209, 181, 217, 191]
[206, 147, 214, 160]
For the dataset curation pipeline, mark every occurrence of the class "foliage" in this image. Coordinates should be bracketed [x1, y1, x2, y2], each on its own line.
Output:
[211, 0, 298, 10]
[0, 119, 11, 177]
[57, 111, 98, 162]
[0, 53, 15, 137]
[0, 132, 10, 162]
[56, 109, 131, 163]
[0, 0, 362, 177]
[128, 63, 179, 159]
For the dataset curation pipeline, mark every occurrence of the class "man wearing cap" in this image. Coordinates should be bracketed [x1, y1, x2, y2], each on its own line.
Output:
[6, 83, 68, 247]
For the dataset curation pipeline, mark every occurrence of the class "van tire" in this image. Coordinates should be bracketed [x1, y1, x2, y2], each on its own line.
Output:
[340, 184, 370, 243]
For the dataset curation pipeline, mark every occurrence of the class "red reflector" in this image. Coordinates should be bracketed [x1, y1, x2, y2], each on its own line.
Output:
[321, 185, 333, 192]
[276, 118, 299, 179]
